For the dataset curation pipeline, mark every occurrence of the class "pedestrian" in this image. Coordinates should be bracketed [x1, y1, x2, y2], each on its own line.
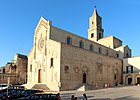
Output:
[71, 95, 75, 100]
[57, 93, 61, 100]
[83, 93, 87, 100]
[96, 82, 98, 89]
[74, 97, 77, 100]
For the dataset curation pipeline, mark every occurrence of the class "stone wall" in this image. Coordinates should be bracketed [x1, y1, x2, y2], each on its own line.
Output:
[60, 43, 122, 90]
[50, 26, 117, 58]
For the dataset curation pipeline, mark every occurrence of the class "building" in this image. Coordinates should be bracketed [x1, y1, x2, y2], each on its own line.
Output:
[26, 7, 131, 91]
[0, 53, 28, 84]
[123, 57, 140, 85]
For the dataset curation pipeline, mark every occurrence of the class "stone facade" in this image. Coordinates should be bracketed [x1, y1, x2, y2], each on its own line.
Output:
[0, 53, 28, 84]
[60, 43, 122, 90]
[27, 7, 130, 91]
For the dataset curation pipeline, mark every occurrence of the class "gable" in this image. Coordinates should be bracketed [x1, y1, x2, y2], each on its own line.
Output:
[35, 17, 51, 35]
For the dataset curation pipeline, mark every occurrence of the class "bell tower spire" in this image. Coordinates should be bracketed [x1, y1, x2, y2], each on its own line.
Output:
[88, 7, 104, 42]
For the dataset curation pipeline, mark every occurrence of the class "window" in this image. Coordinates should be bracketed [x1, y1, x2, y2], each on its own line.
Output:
[117, 53, 119, 58]
[126, 66, 133, 73]
[99, 47, 102, 53]
[89, 44, 93, 51]
[91, 33, 94, 38]
[66, 36, 72, 44]
[114, 74, 117, 80]
[50, 58, 53, 66]
[30, 65, 32, 72]
[126, 53, 129, 58]
[3, 68, 5, 73]
[79, 41, 84, 48]
[99, 33, 102, 39]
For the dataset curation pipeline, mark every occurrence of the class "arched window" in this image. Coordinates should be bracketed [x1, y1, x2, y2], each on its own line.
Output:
[50, 58, 53, 67]
[89, 44, 93, 51]
[91, 33, 94, 38]
[83, 73, 86, 83]
[79, 40, 84, 48]
[99, 47, 102, 53]
[66, 36, 72, 44]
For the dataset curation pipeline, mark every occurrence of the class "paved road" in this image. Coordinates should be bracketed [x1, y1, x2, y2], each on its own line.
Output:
[60, 86, 140, 100]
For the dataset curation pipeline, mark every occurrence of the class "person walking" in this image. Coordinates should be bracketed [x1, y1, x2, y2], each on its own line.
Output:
[57, 93, 61, 100]
[83, 93, 87, 100]
[74, 97, 77, 100]
[71, 95, 75, 100]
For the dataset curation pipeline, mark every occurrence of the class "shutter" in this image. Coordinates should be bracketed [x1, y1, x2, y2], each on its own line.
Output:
[131, 66, 133, 73]
[126, 66, 128, 73]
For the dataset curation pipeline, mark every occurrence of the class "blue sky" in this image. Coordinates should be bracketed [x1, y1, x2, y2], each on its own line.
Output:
[0, 0, 140, 67]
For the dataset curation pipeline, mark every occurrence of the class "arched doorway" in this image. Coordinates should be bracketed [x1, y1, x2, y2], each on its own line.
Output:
[128, 78, 132, 85]
[137, 77, 140, 84]
[38, 69, 42, 83]
[83, 73, 86, 83]
[136, 75, 140, 84]
[126, 75, 132, 85]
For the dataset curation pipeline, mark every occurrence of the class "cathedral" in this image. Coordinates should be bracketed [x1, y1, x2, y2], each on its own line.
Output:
[26, 7, 131, 91]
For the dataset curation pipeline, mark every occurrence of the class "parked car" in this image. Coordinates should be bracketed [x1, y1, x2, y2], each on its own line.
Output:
[7, 89, 43, 99]
[18, 93, 59, 100]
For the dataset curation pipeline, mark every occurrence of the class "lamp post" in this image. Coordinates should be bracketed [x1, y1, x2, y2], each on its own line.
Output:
[7, 77, 10, 96]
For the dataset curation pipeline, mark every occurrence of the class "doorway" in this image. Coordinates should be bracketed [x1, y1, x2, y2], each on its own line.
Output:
[38, 69, 42, 83]
[137, 77, 140, 84]
[83, 73, 86, 83]
[128, 78, 132, 85]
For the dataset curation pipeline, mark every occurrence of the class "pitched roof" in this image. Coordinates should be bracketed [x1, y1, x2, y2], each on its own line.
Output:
[16, 53, 27, 59]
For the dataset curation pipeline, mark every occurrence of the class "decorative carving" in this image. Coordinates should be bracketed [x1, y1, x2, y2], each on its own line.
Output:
[114, 63, 119, 74]
[73, 66, 80, 73]
[82, 66, 88, 73]
[64, 66, 69, 74]
[38, 36, 44, 51]
[96, 57, 103, 73]
[44, 32, 47, 56]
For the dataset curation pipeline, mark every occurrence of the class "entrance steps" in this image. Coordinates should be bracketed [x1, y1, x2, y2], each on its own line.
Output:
[77, 84, 95, 91]
[31, 84, 50, 91]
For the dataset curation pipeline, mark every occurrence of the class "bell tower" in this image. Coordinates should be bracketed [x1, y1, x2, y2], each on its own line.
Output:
[88, 7, 104, 42]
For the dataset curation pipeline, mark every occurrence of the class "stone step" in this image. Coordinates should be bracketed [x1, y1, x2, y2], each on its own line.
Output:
[77, 84, 95, 91]
[32, 84, 50, 91]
